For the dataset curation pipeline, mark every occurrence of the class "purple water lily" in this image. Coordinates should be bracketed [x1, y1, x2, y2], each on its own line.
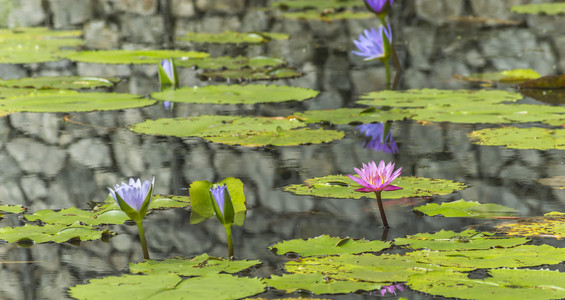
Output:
[381, 283, 404, 296]
[210, 184, 229, 216]
[357, 123, 399, 154]
[364, 0, 393, 14]
[348, 160, 402, 193]
[161, 58, 175, 83]
[352, 24, 392, 61]
[108, 177, 154, 212]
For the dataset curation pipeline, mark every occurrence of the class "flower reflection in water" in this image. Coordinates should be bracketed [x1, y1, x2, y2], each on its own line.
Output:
[357, 122, 398, 154]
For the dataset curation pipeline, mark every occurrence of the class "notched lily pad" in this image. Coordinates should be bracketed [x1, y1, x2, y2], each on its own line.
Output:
[495, 212, 565, 239]
[0, 90, 155, 113]
[469, 127, 565, 150]
[408, 269, 565, 300]
[62, 49, 209, 64]
[0, 204, 25, 214]
[178, 31, 289, 44]
[291, 107, 411, 125]
[511, 3, 565, 15]
[282, 175, 466, 200]
[0, 76, 119, 90]
[0, 222, 110, 244]
[413, 199, 517, 218]
[198, 66, 303, 82]
[130, 253, 260, 276]
[394, 229, 528, 251]
[150, 84, 319, 105]
[270, 235, 391, 257]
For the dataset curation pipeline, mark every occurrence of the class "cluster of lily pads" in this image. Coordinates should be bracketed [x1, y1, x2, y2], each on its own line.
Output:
[1, 1, 565, 299]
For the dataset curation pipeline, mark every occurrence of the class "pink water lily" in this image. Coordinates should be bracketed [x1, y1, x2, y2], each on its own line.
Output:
[348, 160, 402, 192]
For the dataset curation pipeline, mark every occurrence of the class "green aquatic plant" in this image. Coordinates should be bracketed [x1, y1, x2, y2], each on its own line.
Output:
[347, 160, 402, 227]
[108, 177, 155, 259]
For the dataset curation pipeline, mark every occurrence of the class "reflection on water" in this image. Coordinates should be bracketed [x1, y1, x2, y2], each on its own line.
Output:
[0, 1, 565, 299]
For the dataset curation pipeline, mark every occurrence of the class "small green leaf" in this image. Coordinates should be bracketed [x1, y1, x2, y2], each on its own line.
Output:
[270, 235, 391, 257]
[413, 199, 517, 218]
[189, 180, 214, 225]
[0, 204, 24, 214]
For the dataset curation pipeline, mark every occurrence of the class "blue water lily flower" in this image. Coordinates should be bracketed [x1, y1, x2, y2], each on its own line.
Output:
[364, 0, 393, 14]
[358, 123, 399, 154]
[209, 183, 235, 225]
[352, 24, 392, 61]
[158, 58, 179, 89]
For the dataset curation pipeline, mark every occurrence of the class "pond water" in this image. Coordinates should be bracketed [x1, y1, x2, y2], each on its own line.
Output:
[1, 1, 565, 299]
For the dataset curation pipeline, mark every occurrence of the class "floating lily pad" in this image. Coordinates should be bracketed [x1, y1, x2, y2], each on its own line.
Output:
[130, 253, 260, 276]
[408, 268, 565, 300]
[0, 204, 24, 214]
[0, 76, 119, 90]
[178, 31, 289, 44]
[0, 86, 39, 98]
[495, 212, 565, 239]
[62, 49, 209, 65]
[404, 244, 565, 269]
[394, 229, 528, 251]
[282, 175, 466, 200]
[271, 0, 360, 10]
[0, 222, 110, 244]
[469, 127, 565, 150]
[0, 27, 81, 39]
[270, 235, 391, 257]
[176, 56, 285, 70]
[520, 74, 565, 89]
[458, 69, 540, 84]
[205, 127, 344, 147]
[358, 89, 522, 108]
[69, 273, 265, 300]
[538, 176, 565, 189]
[198, 67, 303, 82]
[266, 253, 446, 295]
[520, 88, 565, 105]
[0, 90, 155, 112]
[413, 199, 517, 218]
[131, 115, 241, 137]
[511, 3, 565, 15]
[280, 10, 373, 21]
[291, 107, 411, 125]
[150, 85, 319, 105]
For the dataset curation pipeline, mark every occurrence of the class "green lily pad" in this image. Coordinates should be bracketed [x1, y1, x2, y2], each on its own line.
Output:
[495, 212, 565, 239]
[0, 27, 82, 39]
[130, 253, 260, 276]
[394, 229, 528, 251]
[0, 90, 155, 112]
[270, 235, 391, 257]
[198, 67, 303, 82]
[0, 86, 39, 98]
[271, 0, 360, 10]
[459, 69, 541, 84]
[0, 204, 25, 214]
[205, 127, 344, 147]
[408, 268, 565, 300]
[0, 222, 111, 244]
[291, 107, 411, 125]
[176, 56, 285, 70]
[413, 199, 517, 218]
[150, 84, 319, 105]
[264, 273, 382, 295]
[511, 3, 565, 15]
[178, 31, 289, 44]
[358, 89, 522, 108]
[69, 273, 265, 300]
[469, 127, 565, 150]
[404, 244, 565, 269]
[282, 175, 466, 199]
[520, 74, 565, 89]
[280, 10, 373, 21]
[131, 115, 241, 137]
[0, 76, 119, 90]
[62, 49, 209, 65]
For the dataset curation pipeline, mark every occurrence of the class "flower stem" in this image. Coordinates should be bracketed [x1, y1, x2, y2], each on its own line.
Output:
[384, 59, 391, 90]
[374, 191, 389, 228]
[224, 224, 234, 258]
[136, 220, 150, 260]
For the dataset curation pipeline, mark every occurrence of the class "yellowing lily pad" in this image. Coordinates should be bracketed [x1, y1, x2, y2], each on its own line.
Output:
[198, 67, 303, 82]
[270, 235, 391, 257]
[458, 69, 541, 84]
[408, 268, 565, 300]
[282, 175, 466, 199]
[150, 84, 319, 105]
[0, 222, 111, 244]
[495, 212, 565, 239]
[511, 3, 565, 15]
[469, 127, 565, 150]
[0, 90, 155, 112]
[394, 229, 528, 251]
[178, 31, 289, 44]
[413, 199, 517, 218]
[538, 176, 565, 189]
[0, 204, 25, 214]
[62, 49, 209, 64]
[0, 76, 119, 90]
[130, 253, 260, 276]
[292, 107, 411, 125]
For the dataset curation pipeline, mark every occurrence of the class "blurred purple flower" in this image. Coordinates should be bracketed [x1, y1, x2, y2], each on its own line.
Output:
[357, 123, 398, 154]
[162, 101, 173, 110]
[380, 284, 404, 296]
[347, 160, 402, 193]
[352, 24, 392, 61]
[364, 0, 393, 14]
[108, 177, 154, 212]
